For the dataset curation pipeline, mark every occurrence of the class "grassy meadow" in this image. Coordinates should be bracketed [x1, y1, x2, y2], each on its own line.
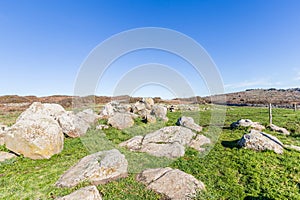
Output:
[0, 105, 300, 199]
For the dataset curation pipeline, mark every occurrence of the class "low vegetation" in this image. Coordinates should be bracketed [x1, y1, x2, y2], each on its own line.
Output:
[0, 106, 299, 199]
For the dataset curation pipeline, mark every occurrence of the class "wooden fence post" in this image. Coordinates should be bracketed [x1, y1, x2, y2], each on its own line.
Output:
[269, 103, 272, 125]
[294, 103, 297, 112]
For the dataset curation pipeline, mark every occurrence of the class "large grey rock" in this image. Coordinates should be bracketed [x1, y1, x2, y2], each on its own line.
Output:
[0, 151, 17, 162]
[238, 129, 284, 154]
[55, 149, 128, 188]
[176, 116, 203, 132]
[141, 142, 185, 158]
[56, 186, 102, 200]
[5, 117, 64, 159]
[137, 167, 205, 200]
[151, 105, 168, 122]
[143, 97, 154, 110]
[269, 124, 290, 135]
[120, 126, 209, 158]
[108, 113, 134, 130]
[58, 111, 90, 138]
[17, 102, 66, 122]
[100, 101, 132, 118]
[189, 135, 211, 152]
[76, 109, 99, 125]
[231, 119, 265, 131]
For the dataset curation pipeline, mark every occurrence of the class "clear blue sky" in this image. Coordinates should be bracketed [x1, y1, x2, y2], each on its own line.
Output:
[0, 0, 299, 99]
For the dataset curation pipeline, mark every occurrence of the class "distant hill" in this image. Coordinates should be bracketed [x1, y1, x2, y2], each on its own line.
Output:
[0, 88, 299, 111]
[204, 88, 300, 108]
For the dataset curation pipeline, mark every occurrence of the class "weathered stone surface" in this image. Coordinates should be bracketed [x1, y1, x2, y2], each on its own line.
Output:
[0, 151, 17, 162]
[142, 126, 195, 146]
[146, 114, 156, 124]
[56, 185, 102, 200]
[176, 116, 203, 132]
[76, 109, 99, 125]
[189, 135, 211, 152]
[231, 119, 265, 131]
[143, 97, 154, 110]
[151, 105, 168, 122]
[99, 102, 115, 118]
[58, 111, 90, 138]
[5, 117, 64, 159]
[137, 167, 205, 200]
[17, 102, 65, 122]
[120, 126, 209, 158]
[108, 113, 134, 130]
[269, 124, 290, 135]
[237, 129, 284, 154]
[141, 142, 185, 158]
[119, 135, 143, 151]
[284, 144, 300, 152]
[55, 149, 128, 188]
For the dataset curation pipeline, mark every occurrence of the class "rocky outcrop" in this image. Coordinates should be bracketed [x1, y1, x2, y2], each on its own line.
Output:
[120, 126, 210, 158]
[5, 117, 64, 159]
[136, 167, 205, 200]
[238, 129, 284, 154]
[108, 113, 134, 130]
[269, 124, 290, 135]
[151, 105, 168, 122]
[231, 119, 265, 131]
[55, 149, 128, 188]
[56, 186, 102, 200]
[0, 151, 17, 162]
[176, 116, 202, 132]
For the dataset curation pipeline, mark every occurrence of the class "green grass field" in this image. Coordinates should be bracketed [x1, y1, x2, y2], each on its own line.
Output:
[0, 106, 300, 199]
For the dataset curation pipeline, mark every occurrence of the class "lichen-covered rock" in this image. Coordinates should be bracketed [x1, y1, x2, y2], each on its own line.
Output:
[120, 126, 209, 158]
[58, 111, 90, 138]
[189, 135, 211, 152]
[269, 124, 290, 135]
[17, 102, 65, 122]
[231, 119, 265, 131]
[108, 113, 134, 130]
[151, 105, 168, 122]
[5, 117, 64, 159]
[238, 129, 283, 154]
[55, 149, 128, 188]
[137, 167, 205, 200]
[176, 116, 203, 132]
[76, 109, 99, 125]
[143, 97, 154, 110]
[56, 186, 102, 200]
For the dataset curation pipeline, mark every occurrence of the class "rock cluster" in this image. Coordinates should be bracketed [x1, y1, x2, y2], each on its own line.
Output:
[120, 126, 210, 158]
[2, 102, 99, 159]
[99, 98, 168, 130]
